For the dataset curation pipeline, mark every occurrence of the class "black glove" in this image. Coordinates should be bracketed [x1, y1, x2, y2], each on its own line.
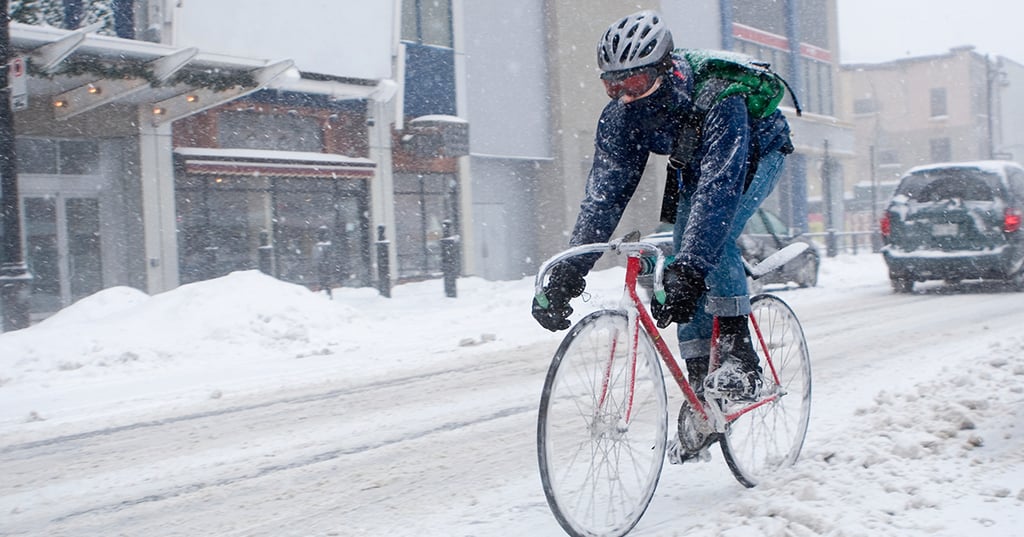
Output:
[651, 261, 707, 328]
[532, 263, 586, 331]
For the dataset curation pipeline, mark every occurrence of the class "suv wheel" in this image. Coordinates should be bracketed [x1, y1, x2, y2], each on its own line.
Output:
[890, 272, 914, 293]
[1009, 269, 1024, 292]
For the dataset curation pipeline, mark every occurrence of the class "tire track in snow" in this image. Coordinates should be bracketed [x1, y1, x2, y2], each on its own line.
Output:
[0, 354, 538, 456]
[48, 402, 536, 524]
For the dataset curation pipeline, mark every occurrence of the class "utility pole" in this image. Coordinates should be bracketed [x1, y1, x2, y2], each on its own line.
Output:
[986, 55, 995, 159]
[822, 140, 837, 257]
[0, 0, 32, 331]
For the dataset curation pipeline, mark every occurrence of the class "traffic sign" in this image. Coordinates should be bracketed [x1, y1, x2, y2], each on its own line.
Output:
[9, 57, 27, 111]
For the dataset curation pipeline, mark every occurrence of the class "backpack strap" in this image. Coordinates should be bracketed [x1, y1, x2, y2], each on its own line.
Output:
[659, 83, 764, 225]
[692, 78, 734, 113]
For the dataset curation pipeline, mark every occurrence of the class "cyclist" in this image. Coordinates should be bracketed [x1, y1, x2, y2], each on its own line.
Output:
[532, 10, 794, 401]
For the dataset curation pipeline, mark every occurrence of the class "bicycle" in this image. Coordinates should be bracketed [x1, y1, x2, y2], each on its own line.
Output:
[534, 236, 812, 537]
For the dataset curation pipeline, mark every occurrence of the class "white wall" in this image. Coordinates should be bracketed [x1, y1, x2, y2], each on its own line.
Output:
[462, 1, 551, 158]
[661, 0, 722, 50]
[171, 0, 394, 79]
[998, 57, 1024, 162]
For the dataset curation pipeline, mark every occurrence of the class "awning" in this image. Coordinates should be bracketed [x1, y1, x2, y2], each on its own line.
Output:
[11, 22, 397, 126]
[174, 147, 376, 179]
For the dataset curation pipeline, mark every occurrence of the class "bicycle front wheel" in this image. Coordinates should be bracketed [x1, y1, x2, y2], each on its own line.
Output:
[720, 294, 812, 488]
[537, 310, 668, 537]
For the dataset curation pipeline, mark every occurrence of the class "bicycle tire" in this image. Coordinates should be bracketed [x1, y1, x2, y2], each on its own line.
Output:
[720, 294, 812, 488]
[537, 309, 668, 537]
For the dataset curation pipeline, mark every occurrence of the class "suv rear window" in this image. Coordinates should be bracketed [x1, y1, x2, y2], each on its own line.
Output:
[895, 168, 1004, 202]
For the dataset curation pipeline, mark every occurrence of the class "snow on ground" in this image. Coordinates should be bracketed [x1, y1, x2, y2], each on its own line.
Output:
[1, 253, 1023, 536]
[0, 268, 563, 431]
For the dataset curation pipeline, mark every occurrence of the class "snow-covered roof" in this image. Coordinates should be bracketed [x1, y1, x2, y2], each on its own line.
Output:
[10, 22, 393, 109]
[174, 147, 375, 179]
[906, 160, 1022, 176]
[173, 147, 373, 166]
[410, 115, 469, 125]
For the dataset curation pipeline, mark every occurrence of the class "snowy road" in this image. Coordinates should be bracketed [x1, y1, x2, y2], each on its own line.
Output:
[2, 260, 1024, 536]
[1, 345, 551, 536]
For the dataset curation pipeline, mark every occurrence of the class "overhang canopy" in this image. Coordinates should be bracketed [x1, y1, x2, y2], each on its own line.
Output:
[10, 22, 397, 125]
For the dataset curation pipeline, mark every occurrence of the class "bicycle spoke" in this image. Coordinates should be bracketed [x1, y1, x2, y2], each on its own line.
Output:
[538, 310, 668, 536]
[720, 295, 812, 487]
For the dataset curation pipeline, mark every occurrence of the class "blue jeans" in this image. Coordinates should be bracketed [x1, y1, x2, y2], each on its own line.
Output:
[673, 150, 786, 359]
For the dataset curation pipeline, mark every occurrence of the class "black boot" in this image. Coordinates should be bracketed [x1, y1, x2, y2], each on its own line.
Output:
[705, 316, 763, 401]
[684, 357, 708, 401]
[671, 356, 714, 463]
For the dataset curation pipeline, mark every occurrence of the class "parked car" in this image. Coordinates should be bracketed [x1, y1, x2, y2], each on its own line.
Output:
[880, 160, 1024, 293]
[639, 207, 820, 292]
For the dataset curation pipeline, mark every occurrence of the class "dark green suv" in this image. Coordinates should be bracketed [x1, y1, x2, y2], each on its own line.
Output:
[880, 161, 1024, 293]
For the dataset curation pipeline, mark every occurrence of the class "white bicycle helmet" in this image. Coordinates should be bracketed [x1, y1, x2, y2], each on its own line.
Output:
[597, 10, 674, 73]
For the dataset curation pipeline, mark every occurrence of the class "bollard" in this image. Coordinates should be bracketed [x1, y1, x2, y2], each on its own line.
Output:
[376, 224, 391, 298]
[871, 227, 883, 253]
[203, 245, 219, 279]
[258, 230, 274, 276]
[825, 228, 838, 258]
[314, 225, 333, 298]
[441, 219, 460, 298]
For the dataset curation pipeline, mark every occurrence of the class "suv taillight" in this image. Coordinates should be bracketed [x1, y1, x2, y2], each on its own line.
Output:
[880, 213, 892, 237]
[1006, 207, 1022, 233]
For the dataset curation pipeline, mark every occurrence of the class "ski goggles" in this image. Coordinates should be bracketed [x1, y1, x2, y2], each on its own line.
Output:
[601, 67, 659, 99]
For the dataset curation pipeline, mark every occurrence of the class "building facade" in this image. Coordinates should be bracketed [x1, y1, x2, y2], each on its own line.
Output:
[3, 1, 398, 325]
[3, 0, 856, 325]
[838, 46, 1006, 212]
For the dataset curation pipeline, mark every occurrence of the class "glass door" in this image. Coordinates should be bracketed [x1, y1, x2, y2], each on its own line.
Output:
[23, 195, 103, 316]
[24, 197, 61, 314]
[66, 198, 102, 301]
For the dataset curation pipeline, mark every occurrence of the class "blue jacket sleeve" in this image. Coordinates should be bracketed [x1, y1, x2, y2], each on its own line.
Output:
[564, 102, 651, 273]
[675, 95, 751, 275]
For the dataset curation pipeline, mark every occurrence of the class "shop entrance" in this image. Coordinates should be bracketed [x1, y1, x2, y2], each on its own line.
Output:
[21, 189, 103, 315]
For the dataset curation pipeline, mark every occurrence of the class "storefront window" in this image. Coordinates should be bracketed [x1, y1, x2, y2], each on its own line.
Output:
[16, 138, 100, 175]
[401, 0, 452, 47]
[394, 172, 458, 278]
[218, 111, 323, 152]
[176, 176, 272, 283]
[16, 138, 57, 174]
[176, 173, 370, 288]
[58, 140, 101, 175]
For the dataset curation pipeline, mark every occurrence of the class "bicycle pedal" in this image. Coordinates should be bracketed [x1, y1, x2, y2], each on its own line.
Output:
[666, 439, 686, 465]
[666, 440, 711, 465]
[667, 433, 716, 465]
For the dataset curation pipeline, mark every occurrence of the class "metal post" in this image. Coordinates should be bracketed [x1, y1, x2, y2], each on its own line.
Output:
[375, 224, 391, 298]
[0, 1, 32, 331]
[822, 140, 838, 257]
[314, 225, 332, 298]
[869, 145, 883, 253]
[440, 219, 458, 298]
[257, 229, 274, 275]
[986, 55, 995, 160]
[202, 245, 219, 280]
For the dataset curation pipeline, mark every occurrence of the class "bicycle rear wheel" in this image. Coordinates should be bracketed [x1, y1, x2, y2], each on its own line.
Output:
[720, 294, 812, 488]
[537, 310, 668, 537]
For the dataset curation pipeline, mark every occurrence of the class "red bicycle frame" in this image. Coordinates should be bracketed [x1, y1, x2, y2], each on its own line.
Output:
[610, 253, 783, 427]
